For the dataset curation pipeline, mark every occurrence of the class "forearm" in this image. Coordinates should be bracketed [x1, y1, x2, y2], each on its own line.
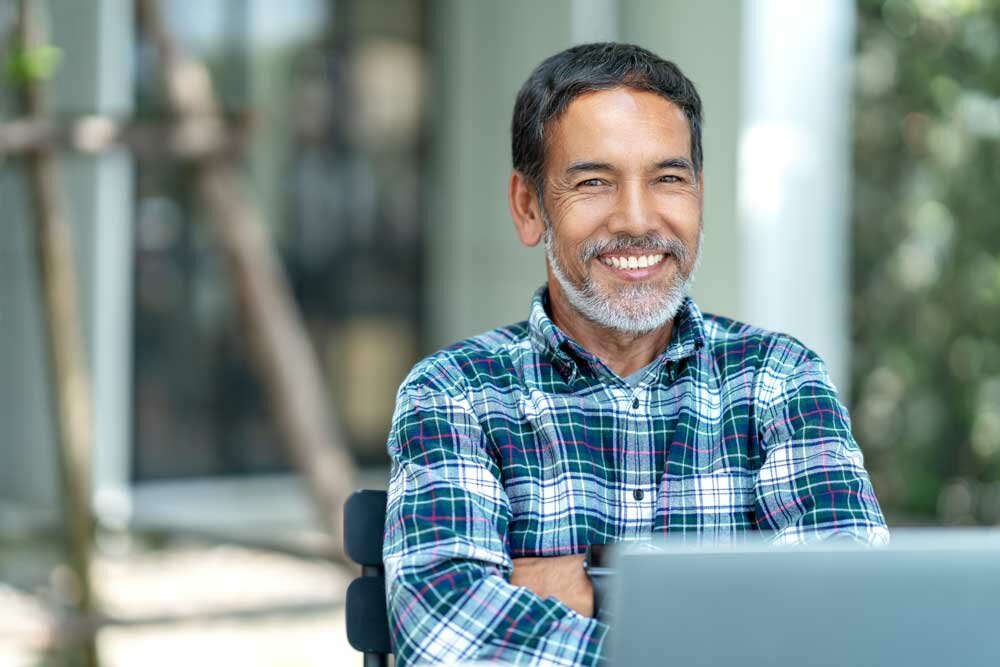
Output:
[510, 554, 594, 618]
[755, 352, 889, 545]
[385, 374, 610, 664]
[388, 556, 608, 666]
[757, 454, 889, 545]
[385, 429, 607, 664]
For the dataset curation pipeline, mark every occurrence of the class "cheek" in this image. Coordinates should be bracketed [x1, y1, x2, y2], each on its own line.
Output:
[655, 189, 701, 214]
[655, 194, 702, 231]
[551, 214, 607, 255]
[554, 235, 587, 269]
[552, 191, 615, 226]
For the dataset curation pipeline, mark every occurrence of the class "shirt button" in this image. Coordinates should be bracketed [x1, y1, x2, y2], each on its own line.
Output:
[631, 397, 639, 409]
[633, 488, 645, 501]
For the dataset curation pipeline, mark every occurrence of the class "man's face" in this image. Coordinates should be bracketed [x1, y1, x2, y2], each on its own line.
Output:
[539, 87, 703, 333]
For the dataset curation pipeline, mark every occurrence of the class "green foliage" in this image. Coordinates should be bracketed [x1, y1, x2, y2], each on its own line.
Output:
[4, 43, 62, 84]
[853, 0, 1000, 524]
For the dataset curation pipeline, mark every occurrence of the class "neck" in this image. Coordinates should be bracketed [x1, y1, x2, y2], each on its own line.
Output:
[547, 280, 675, 378]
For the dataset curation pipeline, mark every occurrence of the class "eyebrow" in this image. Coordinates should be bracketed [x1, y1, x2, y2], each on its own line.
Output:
[655, 157, 695, 173]
[564, 157, 695, 175]
[565, 161, 615, 174]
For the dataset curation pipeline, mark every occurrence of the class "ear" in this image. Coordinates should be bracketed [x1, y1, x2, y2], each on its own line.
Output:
[509, 170, 545, 247]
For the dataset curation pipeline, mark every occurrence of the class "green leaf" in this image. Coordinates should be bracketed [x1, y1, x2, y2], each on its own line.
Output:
[5, 45, 63, 84]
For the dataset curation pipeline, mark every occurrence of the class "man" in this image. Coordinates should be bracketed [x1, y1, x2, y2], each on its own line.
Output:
[383, 42, 888, 666]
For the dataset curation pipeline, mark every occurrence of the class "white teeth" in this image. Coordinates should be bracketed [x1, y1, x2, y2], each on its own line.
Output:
[601, 253, 666, 270]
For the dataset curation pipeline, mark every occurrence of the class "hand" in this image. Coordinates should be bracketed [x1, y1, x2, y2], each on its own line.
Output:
[510, 553, 594, 618]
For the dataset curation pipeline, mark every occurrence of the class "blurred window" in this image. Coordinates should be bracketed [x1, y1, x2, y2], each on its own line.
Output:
[132, 0, 426, 480]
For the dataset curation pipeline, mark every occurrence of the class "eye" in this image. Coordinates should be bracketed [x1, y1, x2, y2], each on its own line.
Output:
[578, 178, 607, 188]
[658, 174, 683, 184]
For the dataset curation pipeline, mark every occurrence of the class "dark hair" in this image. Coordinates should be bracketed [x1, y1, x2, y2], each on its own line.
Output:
[511, 42, 703, 193]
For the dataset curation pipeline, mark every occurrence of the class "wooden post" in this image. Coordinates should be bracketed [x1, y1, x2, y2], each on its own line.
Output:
[13, 0, 100, 664]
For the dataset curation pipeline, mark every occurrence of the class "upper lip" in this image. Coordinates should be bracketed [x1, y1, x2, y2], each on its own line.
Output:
[598, 249, 668, 258]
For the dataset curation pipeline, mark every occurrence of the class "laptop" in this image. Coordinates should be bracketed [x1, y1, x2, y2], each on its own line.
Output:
[607, 530, 1000, 666]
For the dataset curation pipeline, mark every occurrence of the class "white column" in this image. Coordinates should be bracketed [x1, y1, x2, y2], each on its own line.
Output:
[739, 0, 855, 394]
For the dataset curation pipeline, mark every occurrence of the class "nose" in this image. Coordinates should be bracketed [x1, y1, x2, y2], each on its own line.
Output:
[607, 179, 656, 237]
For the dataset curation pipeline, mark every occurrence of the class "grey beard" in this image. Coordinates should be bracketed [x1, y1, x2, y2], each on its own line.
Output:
[543, 223, 702, 334]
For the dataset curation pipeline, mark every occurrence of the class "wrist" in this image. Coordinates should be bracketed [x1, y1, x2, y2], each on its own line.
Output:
[583, 544, 612, 620]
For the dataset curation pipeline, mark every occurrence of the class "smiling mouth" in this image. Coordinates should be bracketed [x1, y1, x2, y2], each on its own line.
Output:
[599, 253, 666, 271]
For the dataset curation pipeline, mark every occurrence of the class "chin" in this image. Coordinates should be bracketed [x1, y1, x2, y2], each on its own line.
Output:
[606, 302, 682, 333]
[549, 245, 692, 334]
[578, 284, 687, 334]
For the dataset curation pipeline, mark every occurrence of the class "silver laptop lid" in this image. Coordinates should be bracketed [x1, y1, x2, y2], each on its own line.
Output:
[608, 530, 1000, 667]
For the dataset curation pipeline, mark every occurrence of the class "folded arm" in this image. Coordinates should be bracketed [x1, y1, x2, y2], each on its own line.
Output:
[384, 376, 607, 666]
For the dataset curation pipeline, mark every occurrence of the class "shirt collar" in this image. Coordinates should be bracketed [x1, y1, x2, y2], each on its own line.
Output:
[527, 285, 706, 383]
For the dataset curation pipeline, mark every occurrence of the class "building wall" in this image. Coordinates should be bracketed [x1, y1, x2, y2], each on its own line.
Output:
[0, 166, 60, 518]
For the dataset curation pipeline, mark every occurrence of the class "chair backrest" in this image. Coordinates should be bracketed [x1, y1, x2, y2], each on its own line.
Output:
[344, 489, 392, 665]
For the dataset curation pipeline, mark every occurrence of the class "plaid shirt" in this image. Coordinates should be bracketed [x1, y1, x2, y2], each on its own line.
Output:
[383, 287, 888, 666]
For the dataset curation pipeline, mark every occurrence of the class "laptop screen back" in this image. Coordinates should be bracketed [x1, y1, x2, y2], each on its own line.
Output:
[608, 530, 1000, 667]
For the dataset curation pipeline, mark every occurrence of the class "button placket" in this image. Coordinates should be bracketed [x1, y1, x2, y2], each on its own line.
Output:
[624, 386, 655, 531]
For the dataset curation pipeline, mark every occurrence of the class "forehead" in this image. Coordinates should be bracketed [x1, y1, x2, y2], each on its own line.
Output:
[546, 87, 691, 166]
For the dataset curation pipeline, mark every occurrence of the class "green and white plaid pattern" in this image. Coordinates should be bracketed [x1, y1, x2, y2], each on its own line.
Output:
[384, 287, 888, 666]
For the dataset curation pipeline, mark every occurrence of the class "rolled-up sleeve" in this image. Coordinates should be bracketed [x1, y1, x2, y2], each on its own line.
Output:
[753, 339, 890, 546]
[383, 369, 608, 666]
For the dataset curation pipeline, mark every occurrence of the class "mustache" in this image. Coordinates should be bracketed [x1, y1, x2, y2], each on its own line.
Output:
[579, 234, 690, 264]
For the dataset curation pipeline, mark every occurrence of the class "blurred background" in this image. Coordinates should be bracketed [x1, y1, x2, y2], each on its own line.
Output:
[1, 0, 998, 664]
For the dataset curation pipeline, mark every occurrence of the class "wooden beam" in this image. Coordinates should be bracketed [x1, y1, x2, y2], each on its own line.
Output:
[14, 0, 100, 664]
[0, 115, 250, 159]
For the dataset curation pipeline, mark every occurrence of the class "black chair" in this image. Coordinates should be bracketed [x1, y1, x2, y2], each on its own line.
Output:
[344, 489, 393, 666]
